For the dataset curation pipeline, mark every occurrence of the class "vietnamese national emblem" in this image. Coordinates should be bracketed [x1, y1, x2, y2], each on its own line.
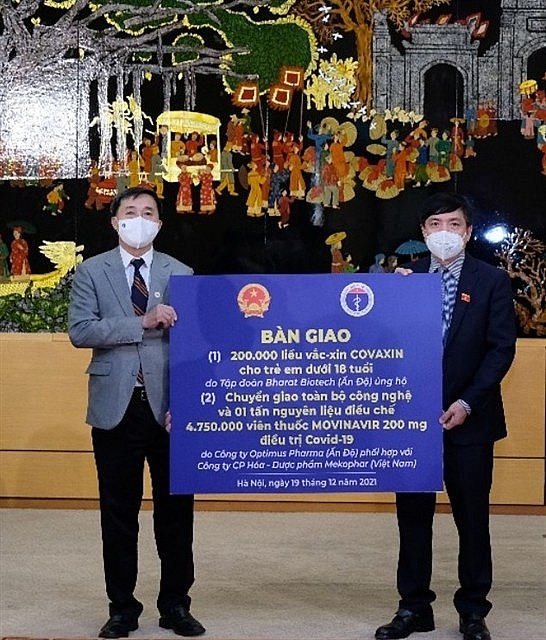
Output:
[237, 283, 271, 318]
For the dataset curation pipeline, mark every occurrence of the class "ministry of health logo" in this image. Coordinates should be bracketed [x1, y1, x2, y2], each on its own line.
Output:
[340, 282, 374, 317]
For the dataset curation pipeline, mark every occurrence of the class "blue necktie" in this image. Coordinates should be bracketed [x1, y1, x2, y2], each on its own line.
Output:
[131, 258, 148, 384]
[441, 268, 457, 344]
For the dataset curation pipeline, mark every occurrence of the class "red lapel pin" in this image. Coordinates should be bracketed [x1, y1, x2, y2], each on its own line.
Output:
[461, 293, 471, 303]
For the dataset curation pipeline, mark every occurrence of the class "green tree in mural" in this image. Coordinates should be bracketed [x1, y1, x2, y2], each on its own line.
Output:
[0, 0, 314, 92]
[292, 0, 450, 107]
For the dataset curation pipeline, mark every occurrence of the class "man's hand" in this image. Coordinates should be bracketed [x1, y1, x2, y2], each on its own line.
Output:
[395, 267, 414, 276]
[142, 304, 177, 329]
[439, 401, 468, 430]
[165, 410, 172, 433]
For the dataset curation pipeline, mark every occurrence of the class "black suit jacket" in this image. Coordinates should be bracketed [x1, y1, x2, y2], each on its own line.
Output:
[408, 254, 517, 445]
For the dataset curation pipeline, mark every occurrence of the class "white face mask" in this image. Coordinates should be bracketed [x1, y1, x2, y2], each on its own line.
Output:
[425, 230, 465, 261]
[116, 217, 160, 249]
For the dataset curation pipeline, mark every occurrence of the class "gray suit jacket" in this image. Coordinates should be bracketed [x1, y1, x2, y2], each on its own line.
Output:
[68, 247, 193, 429]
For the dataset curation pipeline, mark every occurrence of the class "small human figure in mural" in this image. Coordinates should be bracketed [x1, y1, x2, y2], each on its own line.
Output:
[197, 164, 216, 215]
[148, 143, 165, 199]
[170, 132, 185, 159]
[113, 159, 129, 194]
[393, 141, 411, 191]
[321, 154, 341, 208]
[286, 145, 306, 199]
[381, 130, 400, 179]
[260, 162, 271, 212]
[426, 127, 440, 164]
[239, 107, 252, 151]
[280, 131, 298, 161]
[412, 138, 430, 188]
[475, 102, 498, 138]
[486, 101, 498, 137]
[249, 132, 266, 172]
[413, 119, 429, 140]
[464, 134, 477, 158]
[306, 120, 332, 174]
[139, 136, 154, 174]
[520, 109, 537, 140]
[436, 130, 451, 169]
[227, 114, 245, 154]
[92, 161, 122, 209]
[43, 182, 69, 216]
[325, 231, 357, 273]
[277, 189, 294, 229]
[205, 138, 218, 165]
[464, 104, 477, 135]
[404, 127, 425, 178]
[215, 142, 239, 196]
[0, 233, 10, 278]
[84, 160, 104, 210]
[10, 226, 31, 276]
[271, 130, 285, 168]
[267, 163, 289, 215]
[369, 253, 386, 273]
[246, 161, 265, 217]
[329, 131, 349, 186]
[184, 131, 204, 161]
[450, 118, 465, 157]
[176, 164, 194, 214]
[127, 149, 141, 187]
[449, 145, 463, 173]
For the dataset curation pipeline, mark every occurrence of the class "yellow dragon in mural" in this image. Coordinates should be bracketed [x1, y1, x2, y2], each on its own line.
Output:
[0, 241, 84, 297]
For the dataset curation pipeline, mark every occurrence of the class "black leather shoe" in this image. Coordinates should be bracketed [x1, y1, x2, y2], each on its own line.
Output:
[159, 604, 206, 636]
[459, 614, 491, 640]
[375, 608, 435, 639]
[98, 613, 139, 638]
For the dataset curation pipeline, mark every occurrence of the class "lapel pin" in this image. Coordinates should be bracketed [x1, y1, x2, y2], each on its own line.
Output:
[154, 291, 161, 298]
[461, 293, 471, 303]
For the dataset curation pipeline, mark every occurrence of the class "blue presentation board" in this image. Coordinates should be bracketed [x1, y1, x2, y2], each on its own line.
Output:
[169, 273, 443, 494]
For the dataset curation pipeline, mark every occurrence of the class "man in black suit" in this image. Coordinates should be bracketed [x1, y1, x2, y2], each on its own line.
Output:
[375, 193, 517, 640]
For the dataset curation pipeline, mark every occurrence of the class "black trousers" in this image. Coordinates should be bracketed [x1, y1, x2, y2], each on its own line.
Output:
[395, 439, 494, 617]
[92, 390, 195, 617]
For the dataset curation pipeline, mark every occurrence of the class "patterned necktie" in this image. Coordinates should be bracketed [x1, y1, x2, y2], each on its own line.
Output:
[441, 267, 457, 344]
[131, 258, 148, 316]
[131, 258, 148, 384]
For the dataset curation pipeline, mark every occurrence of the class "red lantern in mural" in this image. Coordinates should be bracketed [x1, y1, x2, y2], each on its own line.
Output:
[231, 81, 260, 108]
[278, 66, 304, 90]
[267, 84, 293, 110]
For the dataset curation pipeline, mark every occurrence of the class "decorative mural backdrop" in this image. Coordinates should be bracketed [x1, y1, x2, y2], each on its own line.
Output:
[0, 0, 544, 336]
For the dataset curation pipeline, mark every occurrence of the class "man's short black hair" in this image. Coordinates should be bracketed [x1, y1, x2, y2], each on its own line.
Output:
[110, 186, 162, 218]
[419, 192, 473, 226]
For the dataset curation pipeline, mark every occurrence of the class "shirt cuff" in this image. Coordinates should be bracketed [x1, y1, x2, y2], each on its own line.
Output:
[457, 398, 472, 415]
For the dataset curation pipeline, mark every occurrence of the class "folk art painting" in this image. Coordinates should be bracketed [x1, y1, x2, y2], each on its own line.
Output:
[0, 0, 544, 336]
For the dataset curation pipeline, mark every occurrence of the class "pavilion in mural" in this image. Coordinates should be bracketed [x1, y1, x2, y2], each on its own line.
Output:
[372, 0, 546, 121]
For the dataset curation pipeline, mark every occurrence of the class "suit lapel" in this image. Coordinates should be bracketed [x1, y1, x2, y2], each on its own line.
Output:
[446, 254, 478, 346]
[149, 251, 170, 305]
[103, 248, 133, 316]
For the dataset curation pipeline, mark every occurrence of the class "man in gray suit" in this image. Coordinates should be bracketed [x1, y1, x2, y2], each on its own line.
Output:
[69, 186, 205, 638]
